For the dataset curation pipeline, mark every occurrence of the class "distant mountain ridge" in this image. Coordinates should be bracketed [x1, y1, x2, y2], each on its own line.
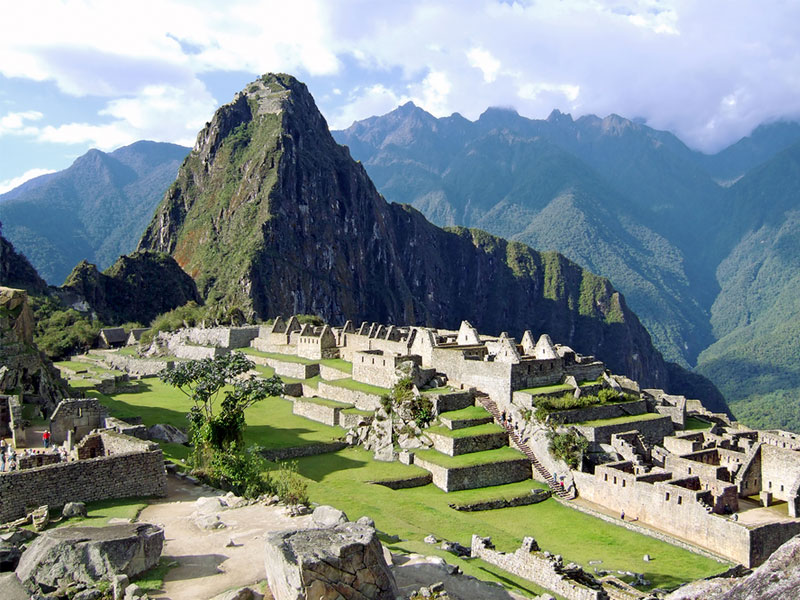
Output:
[0, 140, 189, 285]
[137, 73, 728, 412]
[333, 103, 800, 430]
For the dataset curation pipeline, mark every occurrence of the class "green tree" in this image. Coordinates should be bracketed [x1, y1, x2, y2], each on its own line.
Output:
[158, 352, 282, 466]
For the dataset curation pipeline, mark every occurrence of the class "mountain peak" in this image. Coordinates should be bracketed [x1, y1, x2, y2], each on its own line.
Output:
[547, 109, 574, 124]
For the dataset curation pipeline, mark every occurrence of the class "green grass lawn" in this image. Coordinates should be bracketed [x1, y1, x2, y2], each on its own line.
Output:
[240, 347, 318, 365]
[319, 358, 353, 373]
[59, 497, 149, 528]
[576, 413, 666, 427]
[91, 380, 345, 452]
[438, 405, 491, 421]
[518, 383, 572, 395]
[55, 360, 90, 373]
[82, 371, 727, 597]
[301, 397, 353, 409]
[414, 446, 525, 468]
[421, 386, 456, 395]
[426, 423, 505, 439]
[685, 416, 712, 430]
[326, 377, 390, 396]
[292, 446, 727, 594]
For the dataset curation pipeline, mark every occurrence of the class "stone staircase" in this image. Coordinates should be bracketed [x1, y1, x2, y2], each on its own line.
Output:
[477, 394, 573, 500]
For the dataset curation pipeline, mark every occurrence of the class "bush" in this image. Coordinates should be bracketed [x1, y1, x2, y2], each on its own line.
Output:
[547, 428, 589, 469]
[271, 461, 309, 506]
[206, 445, 273, 498]
[31, 296, 102, 359]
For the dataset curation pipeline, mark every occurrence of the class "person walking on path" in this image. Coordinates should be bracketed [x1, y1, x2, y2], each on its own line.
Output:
[42, 430, 51, 449]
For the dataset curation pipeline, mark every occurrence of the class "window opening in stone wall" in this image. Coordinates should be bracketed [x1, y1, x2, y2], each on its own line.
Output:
[666, 492, 670, 501]
[678, 496, 682, 505]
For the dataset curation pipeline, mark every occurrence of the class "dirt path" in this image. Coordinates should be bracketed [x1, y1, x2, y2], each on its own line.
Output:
[139, 475, 529, 600]
[139, 476, 313, 600]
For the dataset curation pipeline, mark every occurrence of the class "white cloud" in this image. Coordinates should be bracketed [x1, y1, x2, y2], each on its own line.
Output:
[467, 47, 501, 83]
[1, 0, 800, 158]
[0, 167, 56, 194]
[0, 110, 43, 136]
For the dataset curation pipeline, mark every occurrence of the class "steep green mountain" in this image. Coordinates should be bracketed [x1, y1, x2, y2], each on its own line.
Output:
[57, 250, 200, 325]
[138, 74, 726, 410]
[0, 141, 189, 285]
[696, 121, 800, 184]
[0, 226, 49, 294]
[334, 105, 720, 366]
[696, 142, 800, 429]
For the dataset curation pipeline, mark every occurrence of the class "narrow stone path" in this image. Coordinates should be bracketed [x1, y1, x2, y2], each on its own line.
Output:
[476, 394, 573, 499]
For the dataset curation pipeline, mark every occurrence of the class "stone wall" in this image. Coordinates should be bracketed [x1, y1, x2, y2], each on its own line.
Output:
[103, 354, 173, 376]
[339, 410, 372, 429]
[352, 351, 420, 389]
[338, 333, 410, 362]
[247, 354, 320, 379]
[576, 415, 674, 445]
[760, 430, 800, 451]
[428, 430, 508, 456]
[7, 394, 25, 447]
[760, 444, 800, 504]
[172, 344, 226, 360]
[18, 453, 60, 469]
[292, 398, 342, 427]
[663, 433, 704, 455]
[545, 400, 648, 426]
[259, 441, 348, 462]
[49, 398, 108, 444]
[431, 348, 516, 405]
[573, 467, 762, 565]
[318, 364, 350, 380]
[414, 455, 531, 492]
[0, 433, 166, 523]
[317, 381, 384, 411]
[428, 390, 475, 415]
[471, 536, 606, 600]
[180, 326, 260, 349]
[563, 361, 606, 383]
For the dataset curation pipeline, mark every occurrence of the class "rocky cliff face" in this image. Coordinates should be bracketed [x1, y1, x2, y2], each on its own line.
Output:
[0, 287, 66, 409]
[58, 251, 200, 325]
[0, 231, 48, 294]
[139, 74, 716, 395]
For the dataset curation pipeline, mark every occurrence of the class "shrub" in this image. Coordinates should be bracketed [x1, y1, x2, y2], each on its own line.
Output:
[547, 428, 589, 469]
[271, 461, 309, 506]
[206, 445, 272, 498]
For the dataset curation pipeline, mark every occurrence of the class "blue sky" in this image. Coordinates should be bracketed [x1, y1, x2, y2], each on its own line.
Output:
[1, 0, 799, 192]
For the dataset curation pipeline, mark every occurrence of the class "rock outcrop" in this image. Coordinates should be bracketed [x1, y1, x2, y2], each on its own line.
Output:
[139, 72, 680, 390]
[264, 522, 398, 600]
[0, 287, 67, 409]
[15, 523, 164, 594]
[0, 231, 48, 294]
[57, 250, 200, 325]
[667, 534, 800, 600]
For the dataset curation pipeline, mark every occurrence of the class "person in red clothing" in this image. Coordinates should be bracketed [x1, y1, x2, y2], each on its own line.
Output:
[42, 430, 51, 449]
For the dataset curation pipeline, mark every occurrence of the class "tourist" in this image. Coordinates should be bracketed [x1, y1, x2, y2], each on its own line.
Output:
[42, 429, 51, 449]
[620, 510, 625, 521]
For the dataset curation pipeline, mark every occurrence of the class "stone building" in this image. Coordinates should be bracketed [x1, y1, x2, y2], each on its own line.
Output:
[49, 398, 108, 445]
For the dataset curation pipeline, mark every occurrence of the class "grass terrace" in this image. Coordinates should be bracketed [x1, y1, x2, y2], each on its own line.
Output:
[326, 377, 391, 396]
[303, 397, 353, 409]
[239, 347, 317, 365]
[518, 382, 573, 395]
[414, 446, 525, 469]
[319, 358, 353, 373]
[685, 416, 713, 430]
[77, 363, 728, 596]
[420, 386, 457, 395]
[294, 446, 727, 593]
[575, 412, 665, 427]
[426, 423, 505, 439]
[438, 405, 490, 421]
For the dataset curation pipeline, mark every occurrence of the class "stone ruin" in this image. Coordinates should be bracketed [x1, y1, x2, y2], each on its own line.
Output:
[264, 521, 398, 600]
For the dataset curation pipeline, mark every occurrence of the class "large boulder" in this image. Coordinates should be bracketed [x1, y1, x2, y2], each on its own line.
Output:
[15, 523, 163, 594]
[311, 505, 348, 528]
[264, 522, 398, 600]
[147, 423, 189, 444]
